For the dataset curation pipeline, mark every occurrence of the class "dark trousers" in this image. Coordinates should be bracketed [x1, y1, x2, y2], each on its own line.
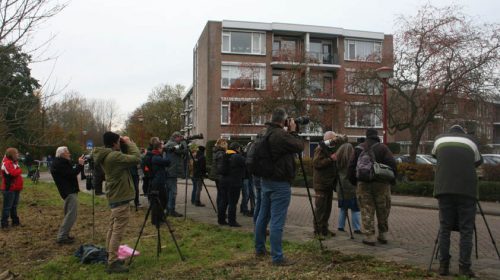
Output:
[217, 182, 228, 223]
[227, 185, 241, 225]
[2, 191, 20, 227]
[142, 177, 150, 195]
[132, 175, 140, 207]
[314, 189, 334, 234]
[93, 172, 104, 194]
[438, 194, 476, 267]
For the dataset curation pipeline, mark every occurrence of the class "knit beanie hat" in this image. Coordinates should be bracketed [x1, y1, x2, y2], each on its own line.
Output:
[365, 128, 379, 139]
[103, 131, 120, 147]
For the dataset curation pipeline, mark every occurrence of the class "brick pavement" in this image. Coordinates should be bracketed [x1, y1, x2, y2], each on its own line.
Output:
[40, 172, 500, 279]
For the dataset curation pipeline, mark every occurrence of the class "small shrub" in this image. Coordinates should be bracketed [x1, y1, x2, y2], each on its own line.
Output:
[397, 163, 434, 181]
[392, 181, 500, 202]
[482, 165, 500, 181]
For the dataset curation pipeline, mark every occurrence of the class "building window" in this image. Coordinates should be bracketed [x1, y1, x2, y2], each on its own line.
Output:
[221, 103, 229, 124]
[345, 104, 382, 128]
[344, 39, 382, 62]
[221, 64, 266, 90]
[344, 71, 381, 95]
[272, 37, 299, 60]
[222, 31, 266, 55]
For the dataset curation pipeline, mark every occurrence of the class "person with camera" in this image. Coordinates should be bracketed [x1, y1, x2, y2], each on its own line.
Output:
[218, 142, 246, 227]
[431, 125, 482, 278]
[312, 131, 342, 238]
[93, 132, 141, 274]
[191, 146, 207, 207]
[254, 107, 304, 266]
[211, 138, 228, 225]
[50, 147, 85, 244]
[347, 128, 397, 246]
[1, 148, 23, 229]
[163, 131, 186, 217]
[148, 137, 171, 225]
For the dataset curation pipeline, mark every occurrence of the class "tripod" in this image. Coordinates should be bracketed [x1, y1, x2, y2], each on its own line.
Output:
[297, 153, 324, 251]
[128, 190, 185, 266]
[427, 200, 500, 274]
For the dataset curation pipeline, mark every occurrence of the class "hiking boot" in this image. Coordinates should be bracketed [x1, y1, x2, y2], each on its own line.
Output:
[272, 258, 297, 267]
[377, 232, 388, 244]
[439, 261, 449, 276]
[459, 265, 476, 278]
[106, 261, 129, 274]
[362, 234, 377, 246]
[169, 211, 183, 218]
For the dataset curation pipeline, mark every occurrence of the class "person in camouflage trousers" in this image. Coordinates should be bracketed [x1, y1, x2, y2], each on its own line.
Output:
[347, 128, 397, 246]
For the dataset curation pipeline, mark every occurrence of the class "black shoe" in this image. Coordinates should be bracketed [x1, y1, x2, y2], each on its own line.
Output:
[439, 261, 449, 276]
[255, 250, 268, 258]
[354, 230, 363, 234]
[106, 261, 129, 274]
[195, 202, 205, 207]
[169, 211, 183, 218]
[228, 222, 242, 227]
[56, 238, 75, 245]
[244, 212, 253, 217]
[272, 258, 297, 267]
[218, 220, 228, 226]
[459, 265, 475, 278]
[322, 230, 336, 237]
[338, 228, 345, 232]
[362, 240, 376, 246]
[95, 191, 105, 196]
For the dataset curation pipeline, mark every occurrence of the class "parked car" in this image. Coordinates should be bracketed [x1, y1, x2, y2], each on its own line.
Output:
[477, 154, 500, 179]
[395, 154, 437, 165]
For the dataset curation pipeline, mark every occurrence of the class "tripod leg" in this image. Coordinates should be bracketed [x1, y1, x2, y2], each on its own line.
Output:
[157, 225, 161, 258]
[201, 180, 217, 213]
[298, 154, 324, 251]
[128, 204, 153, 266]
[428, 229, 440, 274]
[477, 201, 500, 260]
[474, 224, 478, 259]
[92, 187, 95, 242]
[163, 216, 186, 261]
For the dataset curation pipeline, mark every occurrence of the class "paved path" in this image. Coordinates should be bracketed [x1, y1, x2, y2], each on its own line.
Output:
[40, 172, 500, 279]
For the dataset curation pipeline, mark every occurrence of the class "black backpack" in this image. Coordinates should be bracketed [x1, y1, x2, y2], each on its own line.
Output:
[246, 131, 274, 178]
[141, 152, 154, 178]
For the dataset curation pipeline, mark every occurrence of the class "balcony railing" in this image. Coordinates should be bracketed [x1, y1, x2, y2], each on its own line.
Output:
[272, 49, 339, 65]
[306, 52, 339, 65]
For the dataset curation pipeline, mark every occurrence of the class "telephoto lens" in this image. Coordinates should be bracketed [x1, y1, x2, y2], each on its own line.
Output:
[295, 116, 310, 125]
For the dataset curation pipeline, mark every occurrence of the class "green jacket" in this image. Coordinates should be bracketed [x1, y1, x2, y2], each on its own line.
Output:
[93, 142, 141, 206]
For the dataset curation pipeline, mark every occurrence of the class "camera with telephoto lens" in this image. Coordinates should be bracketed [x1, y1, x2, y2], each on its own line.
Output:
[185, 133, 204, 142]
[285, 116, 310, 129]
[321, 133, 348, 149]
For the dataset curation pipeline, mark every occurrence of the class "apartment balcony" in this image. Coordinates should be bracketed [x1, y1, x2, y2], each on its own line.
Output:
[306, 52, 340, 70]
[271, 50, 340, 70]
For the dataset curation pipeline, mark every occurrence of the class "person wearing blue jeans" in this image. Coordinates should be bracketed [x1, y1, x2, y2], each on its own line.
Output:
[338, 208, 361, 233]
[240, 177, 254, 216]
[252, 176, 261, 224]
[2, 191, 20, 228]
[164, 131, 187, 217]
[254, 108, 304, 266]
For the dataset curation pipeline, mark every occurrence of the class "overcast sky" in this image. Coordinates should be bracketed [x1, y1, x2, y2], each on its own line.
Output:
[29, 0, 499, 122]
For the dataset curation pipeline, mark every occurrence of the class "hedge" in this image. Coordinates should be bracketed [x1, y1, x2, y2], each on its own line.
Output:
[392, 181, 500, 202]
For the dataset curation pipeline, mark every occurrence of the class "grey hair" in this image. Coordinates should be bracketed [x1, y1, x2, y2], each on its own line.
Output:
[323, 131, 336, 141]
[55, 146, 69, 158]
[271, 107, 288, 123]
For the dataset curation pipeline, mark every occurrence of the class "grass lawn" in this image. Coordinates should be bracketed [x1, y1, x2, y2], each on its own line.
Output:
[0, 181, 441, 280]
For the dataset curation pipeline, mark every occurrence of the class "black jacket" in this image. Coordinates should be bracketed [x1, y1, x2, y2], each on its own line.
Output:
[220, 150, 246, 187]
[193, 151, 207, 178]
[432, 131, 483, 199]
[210, 147, 226, 181]
[266, 123, 304, 182]
[347, 137, 397, 185]
[151, 150, 171, 191]
[50, 157, 82, 199]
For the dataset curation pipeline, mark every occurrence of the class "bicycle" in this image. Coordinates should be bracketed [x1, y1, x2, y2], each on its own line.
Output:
[31, 160, 42, 184]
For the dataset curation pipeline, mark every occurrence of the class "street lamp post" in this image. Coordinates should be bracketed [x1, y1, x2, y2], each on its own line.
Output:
[138, 115, 144, 148]
[376, 66, 393, 144]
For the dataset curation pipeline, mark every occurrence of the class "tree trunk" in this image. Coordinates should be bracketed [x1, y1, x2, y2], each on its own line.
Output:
[408, 128, 424, 163]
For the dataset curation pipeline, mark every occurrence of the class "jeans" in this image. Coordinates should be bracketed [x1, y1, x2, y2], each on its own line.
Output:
[338, 209, 361, 231]
[252, 176, 262, 224]
[57, 193, 78, 240]
[191, 177, 203, 203]
[438, 194, 476, 267]
[255, 179, 291, 263]
[166, 177, 177, 212]
[240, 178, 255, 213]
[1, 190, 20, 227]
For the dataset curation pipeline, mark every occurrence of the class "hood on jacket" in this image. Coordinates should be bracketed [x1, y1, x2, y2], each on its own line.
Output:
[93, 147, 113, 166]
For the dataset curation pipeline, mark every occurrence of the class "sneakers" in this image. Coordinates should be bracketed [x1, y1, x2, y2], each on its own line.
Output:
[439, 261, 449, 276]
[459, 265, 476, 278]
[362, 234, 377, 246]
[106, 261, 129, 274]
[377, 232, 388, 244]
[272, 258, 297, 267]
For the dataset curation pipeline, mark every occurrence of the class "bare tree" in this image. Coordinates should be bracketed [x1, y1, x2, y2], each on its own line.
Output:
[347, 4, 500, 161]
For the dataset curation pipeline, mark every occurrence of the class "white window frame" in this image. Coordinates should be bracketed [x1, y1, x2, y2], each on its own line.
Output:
[344, 39, 382, 62]
[345, 104, 382, 128]
[344, 70, 381, 95]
[221, 64, 266, 90]
[221, 30, 266, 55]
[221, 102, 230, 125]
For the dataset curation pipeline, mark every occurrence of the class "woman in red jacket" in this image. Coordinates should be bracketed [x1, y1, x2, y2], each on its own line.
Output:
[1, 148, 23, 229]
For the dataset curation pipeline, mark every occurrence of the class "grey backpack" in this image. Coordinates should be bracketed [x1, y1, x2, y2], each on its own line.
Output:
[356, 143, 378, 182]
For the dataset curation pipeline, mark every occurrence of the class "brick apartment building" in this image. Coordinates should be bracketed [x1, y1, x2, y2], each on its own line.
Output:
[182, 20, 394, 157]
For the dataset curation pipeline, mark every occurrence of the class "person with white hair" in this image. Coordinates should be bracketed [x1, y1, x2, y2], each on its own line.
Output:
[50, 146, 85, 244]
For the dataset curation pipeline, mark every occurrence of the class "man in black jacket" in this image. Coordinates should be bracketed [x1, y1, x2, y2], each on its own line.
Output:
[50, 146, 85, 244]
[254, 107, 304, 266]
[192, 146, 207, 207]
[432, 125, 482, 278]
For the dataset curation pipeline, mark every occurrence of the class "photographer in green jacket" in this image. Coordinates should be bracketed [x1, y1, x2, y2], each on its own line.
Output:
[93, 132, 141, 274]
